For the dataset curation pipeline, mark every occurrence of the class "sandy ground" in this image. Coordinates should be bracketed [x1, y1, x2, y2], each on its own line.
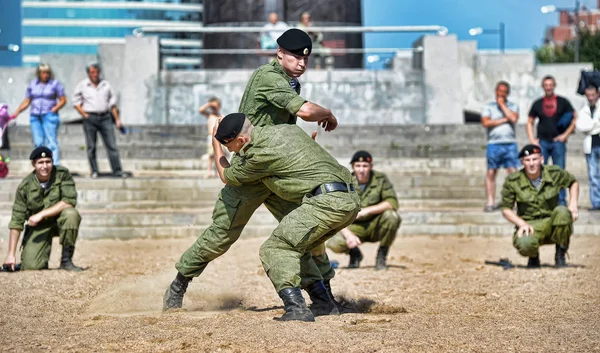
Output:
[0, 234, 599, 353]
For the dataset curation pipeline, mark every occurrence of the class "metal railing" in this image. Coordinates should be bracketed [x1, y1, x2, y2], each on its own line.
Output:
[134, 25, 449, 36]
[139, 25, 448, 69]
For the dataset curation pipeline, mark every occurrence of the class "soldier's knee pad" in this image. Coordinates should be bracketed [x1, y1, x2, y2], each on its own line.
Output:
[514, 236, 539, 257]
[552, 206, 573, 226]
[381, 209, 402, 228]
[59, 208, 81, 226]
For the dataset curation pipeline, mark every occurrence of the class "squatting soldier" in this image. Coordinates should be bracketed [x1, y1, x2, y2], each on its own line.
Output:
[500, 144, 579, 268]
[212, 113, 360, 322]
[2, 147, 83, 271]
[327, 151, 401, 270]
[163, 29, 341, 314]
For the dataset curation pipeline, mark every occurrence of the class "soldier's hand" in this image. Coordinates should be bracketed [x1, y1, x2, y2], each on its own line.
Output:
[517, 223, 535, 238]
[3, 254, 16, 272]
[27, 213, 44, 227]
[345, 233, 362, 249]
[568, 205, 579, 222]
[319, 115, 338, 132]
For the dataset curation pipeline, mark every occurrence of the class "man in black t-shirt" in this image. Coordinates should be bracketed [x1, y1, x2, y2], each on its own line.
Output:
[527, 75, 578, 204]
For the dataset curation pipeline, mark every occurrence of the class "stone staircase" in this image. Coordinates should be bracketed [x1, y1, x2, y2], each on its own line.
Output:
[1, 125, 598, 240]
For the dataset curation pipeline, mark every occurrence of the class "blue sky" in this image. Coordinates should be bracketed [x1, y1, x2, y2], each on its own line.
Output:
[362, 0, 590, 67]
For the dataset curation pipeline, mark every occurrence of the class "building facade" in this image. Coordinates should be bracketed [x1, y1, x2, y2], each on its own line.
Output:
[20, 0, 203, 67]
[544, 0, 600, 46]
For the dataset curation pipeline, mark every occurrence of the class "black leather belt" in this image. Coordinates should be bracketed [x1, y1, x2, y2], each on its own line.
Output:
[312, 182, 355, 196]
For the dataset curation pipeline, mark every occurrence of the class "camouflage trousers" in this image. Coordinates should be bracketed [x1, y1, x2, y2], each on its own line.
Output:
[513, 205, 573, 258]
[176, 182, 336, 288]
[21, 207, 81, 270]
[260, 191, 360, 293]
[327, 209, 402, 253]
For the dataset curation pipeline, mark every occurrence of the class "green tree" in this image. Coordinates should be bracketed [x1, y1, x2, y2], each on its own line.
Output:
[535, 29, 600, 68]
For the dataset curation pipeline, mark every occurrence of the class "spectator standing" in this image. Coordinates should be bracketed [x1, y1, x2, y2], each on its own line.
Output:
[12, 64, 66, 165]
[260, 12, 288, 50]
[527, 75, 577, 204]
[198, 97, 222, 178]
[296, 12, 328, 70]
[72, 63, 125, 178]
[480, 81, 520, 212]
[576, 85, 600, 211]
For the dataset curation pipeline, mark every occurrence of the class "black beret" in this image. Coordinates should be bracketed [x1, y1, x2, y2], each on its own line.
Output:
[215, 113, 246, 145]
[277, 28, 312, 56]
[350, 150, 373, 164]
[518, 144, 542, 158]
[29, 146, 53, 161]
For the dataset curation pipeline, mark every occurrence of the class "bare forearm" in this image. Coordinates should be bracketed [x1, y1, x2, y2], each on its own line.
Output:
[481, 117, 508, 128]
[569, 182, 579, 208]
[212, 138, 230, 184]
[502, 208, 527, 227]
[563, 115, 577, 137]
[340, 227, 354, 239]
[52, 96, 66, 112]
[39, 201, 72, 219]
[75, 105, 88, 118]
[111, 106, 120, 121]
[7, 229, 21, 257]
[15, 98, 31, 115]
[499, 104, 518, 123]
[362, 201, 394, 217]
[296, 102, 332, 121]
[198, 103, 211, 116]
[526, 119, 536, 142]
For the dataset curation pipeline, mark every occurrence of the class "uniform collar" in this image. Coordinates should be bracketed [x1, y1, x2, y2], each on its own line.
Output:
[518, 166, 554, 188]
[270, 60, 294, 82]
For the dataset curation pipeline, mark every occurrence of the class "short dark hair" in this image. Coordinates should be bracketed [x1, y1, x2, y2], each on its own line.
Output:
[86, 63, 101, 73]
[496, 81, 510, 93]
[585, 85, 598, 92]
[542, 75, 556, 84]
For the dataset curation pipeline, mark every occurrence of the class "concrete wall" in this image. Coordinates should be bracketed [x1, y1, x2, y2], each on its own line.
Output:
[0, 35, 594, 126]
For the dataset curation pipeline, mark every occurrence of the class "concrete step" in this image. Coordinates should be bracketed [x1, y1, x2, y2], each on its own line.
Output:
[1, 209, 597, 231]
[4, 156, 592, 176]
[1, 223, 598, 240]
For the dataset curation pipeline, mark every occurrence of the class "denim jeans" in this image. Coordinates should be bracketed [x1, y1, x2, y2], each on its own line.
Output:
[539, 139, 567, 205]
[30, 112, 60, 165]
[586, 146, 600, 208]
[82, 112, 122, 174]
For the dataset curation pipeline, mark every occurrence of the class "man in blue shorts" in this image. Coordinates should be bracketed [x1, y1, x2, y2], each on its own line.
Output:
[481, 81, 520, 212]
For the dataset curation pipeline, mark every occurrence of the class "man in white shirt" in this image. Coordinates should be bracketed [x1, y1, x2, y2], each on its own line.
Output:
[576, 85, 600, 211]
[261, 12, 288, 49]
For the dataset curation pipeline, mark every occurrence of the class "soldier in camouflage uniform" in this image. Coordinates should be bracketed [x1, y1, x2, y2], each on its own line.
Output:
[211, 113, 360, 322]
[327, 151, 401, 270]
[163, 29, 341, 314]
[2, 147, 83, 271]
[500, 144, 579, 268]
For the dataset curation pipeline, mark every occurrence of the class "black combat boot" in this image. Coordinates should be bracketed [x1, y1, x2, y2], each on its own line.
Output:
[348, 247, 363, 268]
[59, 245, 84, 272]
[555, 244, 568, 268]
[275, 288, 315, 322]
[306, 280, 340, 316]
[527, 255, 541, 268]
[163, 272, 192, 311]
[375, 246, 389, 271]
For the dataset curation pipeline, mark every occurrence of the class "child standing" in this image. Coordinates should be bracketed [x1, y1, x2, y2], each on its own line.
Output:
[198, 97, 222, 178]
